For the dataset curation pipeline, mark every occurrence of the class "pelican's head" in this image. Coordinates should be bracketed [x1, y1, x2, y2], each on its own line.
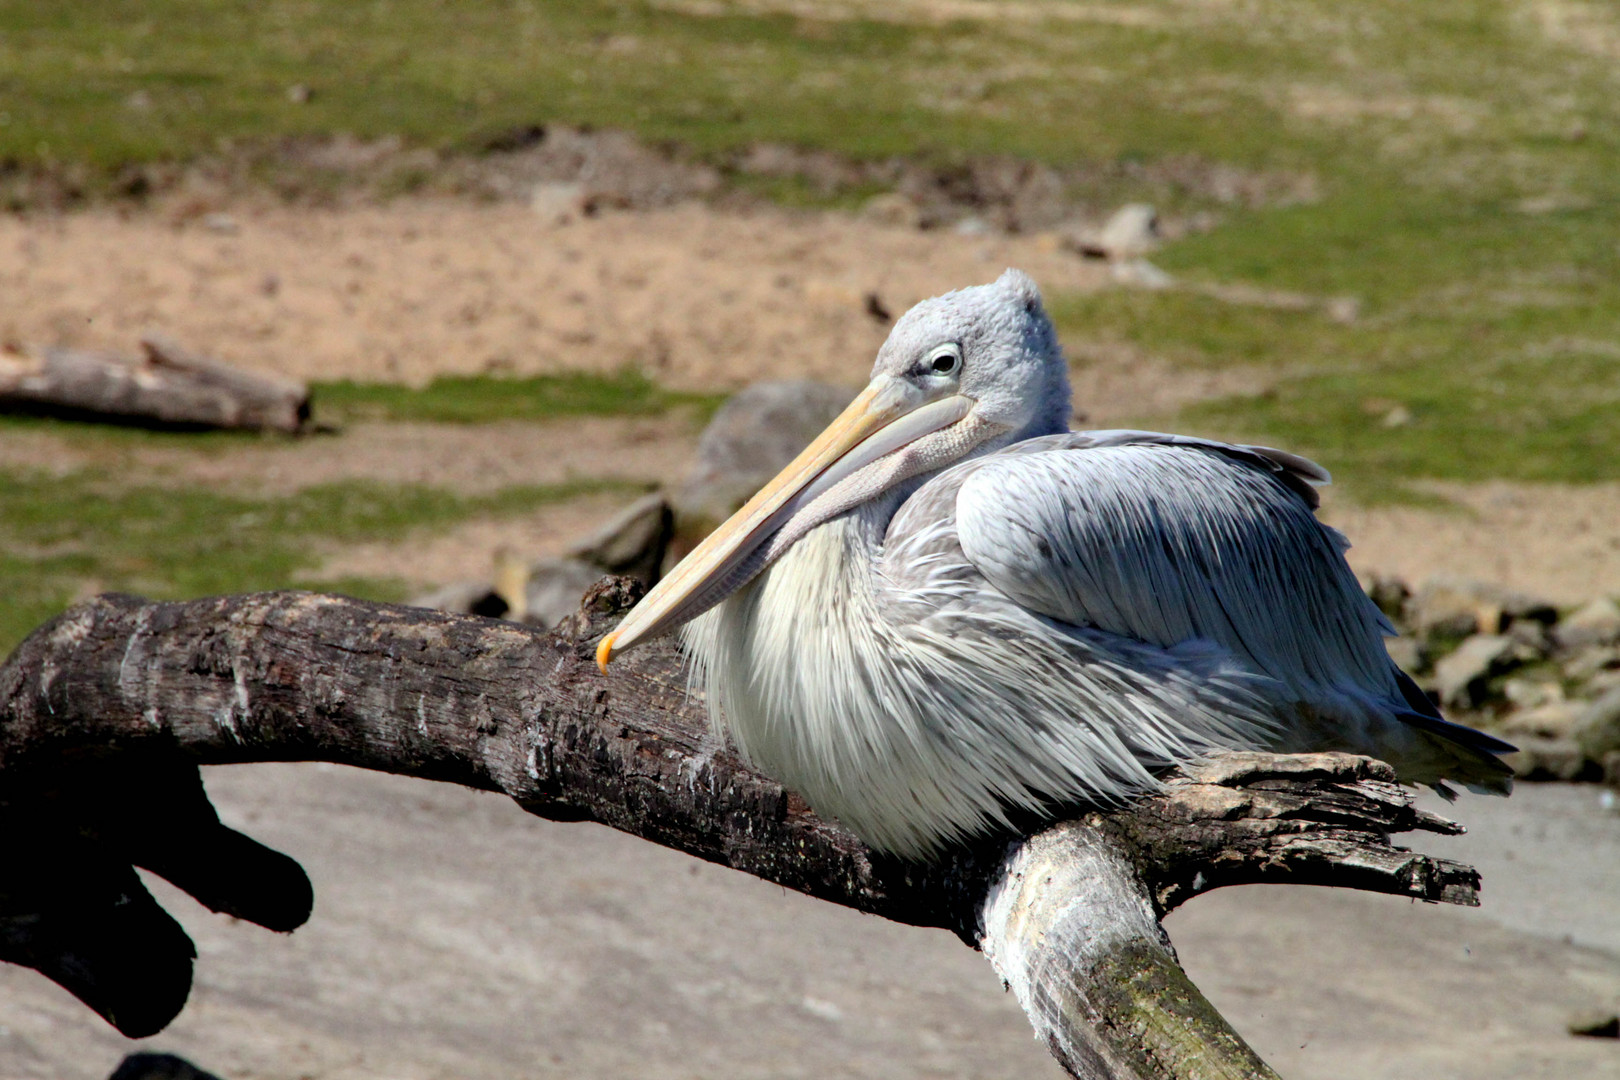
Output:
[597, 268, 1068, 668]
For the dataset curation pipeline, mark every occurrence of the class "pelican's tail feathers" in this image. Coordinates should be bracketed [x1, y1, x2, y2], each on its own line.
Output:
[1388, 670, 1516, 797]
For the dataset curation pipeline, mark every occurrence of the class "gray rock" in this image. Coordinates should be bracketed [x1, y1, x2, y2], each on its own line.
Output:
[1109, 257, 1174, 289]
[1069, 203, 1160, 260]
[524, 558, 611, 629]
[1499, 700, 1584, 740]
[1409, 576, 1559, 640]
[1503, 737, 1599, 782]
[1567, 1012, 1620, 1039]
[1584, 668, 1620, 697]
[109, 1053, 224, 1080]
[1506, 617, 1552, 659]
[531, 180, 588, 225]
[674, 380, 857, 538]
[567, 491, 673, 585]
[1573, 687, 1620, 764]
[860, 192, 923, 229]
[1409, 578, 1491, 638]
[1555, 597, 1620, 651]
[406, 579, 498, 615]
[1564, 645, 1620, 682]
[1433, 633, 1514, 708]
[1502, 677, 1563, 711]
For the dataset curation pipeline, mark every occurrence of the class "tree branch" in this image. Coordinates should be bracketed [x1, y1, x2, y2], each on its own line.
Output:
[0, 584, 1478, 1077]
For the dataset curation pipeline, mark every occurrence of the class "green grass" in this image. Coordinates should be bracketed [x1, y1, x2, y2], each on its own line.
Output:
[0, 469, 648, 655]
[311, 371, 725, 425]
[1050, 181, 1620, 494]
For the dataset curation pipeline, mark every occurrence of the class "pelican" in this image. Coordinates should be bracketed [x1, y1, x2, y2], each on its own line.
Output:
[598, 269, 1512, 857]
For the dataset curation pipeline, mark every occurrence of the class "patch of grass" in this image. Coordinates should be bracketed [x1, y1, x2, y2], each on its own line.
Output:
[311, 371, 725, 425]
[1051, 181, 1620, 494]
[0, 469, 648, 656]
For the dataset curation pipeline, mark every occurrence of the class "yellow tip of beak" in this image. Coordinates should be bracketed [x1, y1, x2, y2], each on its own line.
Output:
[595, 632, 617, 675]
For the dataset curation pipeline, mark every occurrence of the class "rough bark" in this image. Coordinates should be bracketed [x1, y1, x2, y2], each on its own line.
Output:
[0, 334, 309, 432]
[0, 584, 1478, 1077]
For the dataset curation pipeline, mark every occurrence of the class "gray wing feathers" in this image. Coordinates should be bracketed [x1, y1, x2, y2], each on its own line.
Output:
[992, 429, 1330, 508]
[953, 440, 1397, 701]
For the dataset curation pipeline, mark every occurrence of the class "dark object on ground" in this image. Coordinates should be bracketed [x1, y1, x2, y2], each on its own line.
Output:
[0, 334, 309, 433]
[108, 1052, 227, 1080]
[0, 583, 1478, 1079]
[1568, 1012, 1620, 1039]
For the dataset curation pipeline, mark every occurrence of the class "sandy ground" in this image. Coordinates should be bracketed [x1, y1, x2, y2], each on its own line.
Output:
[0, 200, 1107, 391]
[1321, 482, 1620, 606]
[0, 765, 1614, 1080]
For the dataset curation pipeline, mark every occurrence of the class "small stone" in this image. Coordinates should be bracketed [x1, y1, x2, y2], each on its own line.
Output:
[1362, 573, 1410, 624]
[201, 212, 238, 235]
[286, 83, 313, 104]
[1325, 296, 1361, 324]
[1384, 636, 1426, 675]
[1564, 645, 1620, 681]
[1506, 618, 1552, 659]
[1074, 203, 1160, 260]
[1585, 668, 1620, 697]
[1380, 404, 1412, 428]
[1502, 677, 1563, 710]
[953, 215, 991, 236]
[1503, 737, 1598, 782]
[566, 492, 673, 585]
[405, 579, 496, 614]
[1432, 633, 1514, 708]
[860, 192, 923, 230]
[1554, 597, 1620, 650]
[1498, 700, 1583, 740]
[1409, 576, 1558, 639]
[530, 181, 588, 226]
[1110, 258, 1174, 289]
[109, 1051, 226, 1080]
[1567, 1011, 1620, 1039]
[1573, 687, 1620, 763]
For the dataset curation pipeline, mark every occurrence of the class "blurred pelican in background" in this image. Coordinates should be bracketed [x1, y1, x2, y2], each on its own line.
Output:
[598, 269, 1512, 857]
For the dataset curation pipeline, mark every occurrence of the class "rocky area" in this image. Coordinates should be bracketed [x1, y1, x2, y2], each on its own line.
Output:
[1365, 574, 1620, 784]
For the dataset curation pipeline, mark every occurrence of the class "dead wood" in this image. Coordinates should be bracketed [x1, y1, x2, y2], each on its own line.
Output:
[0, 334, 308, 432]
[0, 584, 1478, 1077]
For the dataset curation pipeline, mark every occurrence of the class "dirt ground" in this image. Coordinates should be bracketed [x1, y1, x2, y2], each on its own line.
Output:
[0, 199, 1108, 391]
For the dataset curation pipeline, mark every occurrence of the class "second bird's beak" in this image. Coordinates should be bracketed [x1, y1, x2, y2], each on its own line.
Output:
[597, 377, 972, 671]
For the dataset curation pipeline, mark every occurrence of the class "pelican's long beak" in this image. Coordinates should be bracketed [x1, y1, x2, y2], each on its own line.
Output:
[597, 378, 972, 671]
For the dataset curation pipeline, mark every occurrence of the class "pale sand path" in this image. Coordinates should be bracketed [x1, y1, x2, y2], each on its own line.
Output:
[0, 201, 1106, 390]
[0, 766, 1611, 1080]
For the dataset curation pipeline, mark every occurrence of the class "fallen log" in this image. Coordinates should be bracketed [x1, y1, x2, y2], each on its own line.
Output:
[0, 582, 1479, 1078]
[0, 334, 308, 432]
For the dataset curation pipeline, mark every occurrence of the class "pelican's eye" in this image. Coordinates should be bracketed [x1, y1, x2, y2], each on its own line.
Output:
[927, 346, 962, 377]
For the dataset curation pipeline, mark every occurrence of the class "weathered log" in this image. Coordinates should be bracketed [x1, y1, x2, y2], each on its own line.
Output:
[0, 334, 308, 432]
[0, 584, 1479, 1077]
